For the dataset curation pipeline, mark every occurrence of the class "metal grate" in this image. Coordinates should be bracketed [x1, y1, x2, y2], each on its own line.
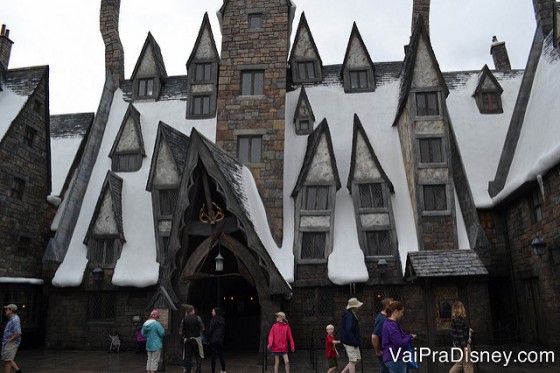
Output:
[88, 292, 116, 321]
[372, 288, 402, 314]
[301, 232, 326, 259]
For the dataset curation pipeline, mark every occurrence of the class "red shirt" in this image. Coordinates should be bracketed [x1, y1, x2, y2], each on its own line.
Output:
[325, 334, 337, 358]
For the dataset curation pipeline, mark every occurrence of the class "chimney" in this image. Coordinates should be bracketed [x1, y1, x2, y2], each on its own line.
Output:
[100, 0, 124, 88]
[554, 1, 560, 47]
[0, 24, 14, 71]
[533, 0, 555, 36]
[412, 0, 430, 35]
[490, 36, 512, 70]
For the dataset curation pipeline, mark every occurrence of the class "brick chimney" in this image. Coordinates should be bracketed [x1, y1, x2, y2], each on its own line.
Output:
[412, 0, 430, 35]
[0, 24, 14, 72]
[100, 0, 124, 88]
[533, 0, 555, 36]
[490, 36, 511, 70]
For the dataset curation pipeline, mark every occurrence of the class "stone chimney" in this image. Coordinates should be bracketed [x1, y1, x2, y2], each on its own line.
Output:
[490, 36, 511, 70]
[533, 0, 555, 36]
[0, 24, 14, 72]
[412, 0, 430, 35]
[554, 1, 560, 47]
[100, 0, 124, 88]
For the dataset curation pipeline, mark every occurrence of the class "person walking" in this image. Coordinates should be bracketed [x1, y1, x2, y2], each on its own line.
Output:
[206, 307, 226, 373]
[382, 301, 416, 373]
[2, 304, 22, 373]
[141, 310, 165, 373]
[325, 324, 340, 373]
[340, 298, 363, 373]
[180, 304, 205, 373]
[449, 301, 474, 373]
[372, 297, 393, 373]
[267, 311, 295, 373]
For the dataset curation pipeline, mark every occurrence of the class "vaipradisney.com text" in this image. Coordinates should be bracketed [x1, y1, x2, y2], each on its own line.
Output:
[391, 347, 556, 367]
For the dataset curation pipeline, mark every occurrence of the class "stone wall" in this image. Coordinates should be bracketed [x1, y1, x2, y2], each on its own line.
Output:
[0, 71, 55, 278]
[216, 0, 288, 245]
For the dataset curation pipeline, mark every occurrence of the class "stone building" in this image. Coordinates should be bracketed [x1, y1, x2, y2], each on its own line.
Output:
[2, 0, 559, 360]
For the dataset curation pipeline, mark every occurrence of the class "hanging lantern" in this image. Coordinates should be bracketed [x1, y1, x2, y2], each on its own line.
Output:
[215, 250, 224, 272]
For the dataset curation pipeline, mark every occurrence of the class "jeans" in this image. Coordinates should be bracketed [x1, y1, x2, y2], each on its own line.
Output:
[384, 360, 408, 373]
[378, 356, 390, 373]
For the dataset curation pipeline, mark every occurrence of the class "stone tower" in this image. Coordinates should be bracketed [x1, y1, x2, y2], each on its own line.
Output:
[216, 0, 294, 244]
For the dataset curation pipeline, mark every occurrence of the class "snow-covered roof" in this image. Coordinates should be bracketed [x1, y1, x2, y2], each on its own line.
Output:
[445, 69, 524, 208]
[493, 33, 560, 202]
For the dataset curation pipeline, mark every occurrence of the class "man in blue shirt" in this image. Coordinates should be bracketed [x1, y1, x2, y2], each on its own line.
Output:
[340, 298, 363, 373]
[2, 304, 22, 373]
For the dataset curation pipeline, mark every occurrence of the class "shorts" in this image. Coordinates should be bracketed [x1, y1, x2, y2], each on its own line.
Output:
[146, 349, 161, 371]
[343, 344, 361, 362]
[272, 351, 287, 356]
[327, 357, 338, 368]
[1, 342, 19, 361]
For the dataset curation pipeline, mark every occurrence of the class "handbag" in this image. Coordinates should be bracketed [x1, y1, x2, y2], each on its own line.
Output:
[406, 343, 419, 369]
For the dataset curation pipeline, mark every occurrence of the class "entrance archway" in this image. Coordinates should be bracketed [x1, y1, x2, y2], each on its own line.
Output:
[187, 275, 260, 350]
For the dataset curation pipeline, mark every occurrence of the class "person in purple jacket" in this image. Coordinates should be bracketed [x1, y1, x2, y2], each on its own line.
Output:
[382, 301, 416, 373]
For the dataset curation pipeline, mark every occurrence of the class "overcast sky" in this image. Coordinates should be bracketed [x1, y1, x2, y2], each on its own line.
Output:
[3, 0, 536, 114]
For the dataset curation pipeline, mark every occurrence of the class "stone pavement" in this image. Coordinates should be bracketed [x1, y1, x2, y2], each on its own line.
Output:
[14, 348, 559, 372]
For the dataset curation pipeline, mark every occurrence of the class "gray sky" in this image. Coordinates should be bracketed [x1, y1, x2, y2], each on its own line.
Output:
[3, 0, 536, 114]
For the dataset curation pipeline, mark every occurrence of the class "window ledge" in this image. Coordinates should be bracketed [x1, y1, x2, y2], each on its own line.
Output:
[422, 210, 451, 217]
[417, 162, 447, 169]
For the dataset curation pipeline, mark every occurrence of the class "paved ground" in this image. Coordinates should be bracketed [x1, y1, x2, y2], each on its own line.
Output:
[14, 348, 559, 372]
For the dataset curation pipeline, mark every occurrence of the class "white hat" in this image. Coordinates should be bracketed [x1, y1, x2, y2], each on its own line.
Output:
[346, 298, 363, 309]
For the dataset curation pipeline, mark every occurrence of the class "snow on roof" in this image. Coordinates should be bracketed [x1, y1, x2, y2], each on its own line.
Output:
[52, 90, 216, 287]
[0, 277, 44, 285]
[446, 70, 524, 208]
[0, 85, 27, 142]
[493, 34, 560, 202]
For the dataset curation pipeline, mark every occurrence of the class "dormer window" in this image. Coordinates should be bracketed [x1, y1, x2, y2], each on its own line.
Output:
[299, 120, 310, 133]
[478, 91, 503, 114]
[190, 95, 211, 116]
[138, 78, 155, 97]
[88, 237, 122, 267]
[358, 183, 384, 209]
[301, 232, 327, 259]
[194, 63, 212, 82]
[416, 91, 440, 116]
[249, 13, 263, 29]
[305, 186, 329, 210]
[350, 70, 369, 89]
[423, 184, 447, 211]
[298, 61, 316, 80]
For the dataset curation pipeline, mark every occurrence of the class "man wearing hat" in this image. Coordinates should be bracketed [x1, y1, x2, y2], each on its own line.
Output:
[340, 298, 363, 373]
[2, 304, 23, 373]
[141, 310, 165, 373]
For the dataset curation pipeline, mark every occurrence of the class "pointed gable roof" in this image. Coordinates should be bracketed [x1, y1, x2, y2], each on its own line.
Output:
[342, 22, 375, 74]
[473, 64, 503, 96]
[130, 32, 167, 81]
[392, 15, 449, 126]
[146, 121, 190, 191]
[347, 114, 393, 192]
[83, 171, 125, 244]
[289, 12, 323, 67]
[291, 118, 341, 197]
[293, 86, 315, 123]
[186, 12, 219, 69]
[108, 103, 146, 157]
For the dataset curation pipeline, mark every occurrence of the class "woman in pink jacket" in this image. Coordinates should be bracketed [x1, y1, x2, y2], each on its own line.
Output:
[267, 311, 295, 373]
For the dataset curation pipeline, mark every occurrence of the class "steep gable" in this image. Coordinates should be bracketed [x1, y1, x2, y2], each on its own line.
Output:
[289, 12, 323, 84]
[473, 64, 504, 114]
[342, 23, 375, 93]
[292, 86, 315, 135]
[130, 32, 167, 101]
[109, 104, 145, 172]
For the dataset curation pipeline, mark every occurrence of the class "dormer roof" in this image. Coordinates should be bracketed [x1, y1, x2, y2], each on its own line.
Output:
[186, 12, 220, 69]
[130, 32, 167, 82]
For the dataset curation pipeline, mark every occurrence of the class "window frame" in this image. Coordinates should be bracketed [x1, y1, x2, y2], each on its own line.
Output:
[530, 190, 543, 223]
[137, 77, 155, 98]
[23, 126, 37, 147]
[248, 13, 263, 29]
[478, 91, 503, 114]
[193, 62, 212, 82]
[111, 152, 143, 172]
[304, 186, 330, 210]
[415, 91, 440, 117]
[363, 229, 392, 256]
[301, 287, 333, 320]
[418, 137, 445, 165]
[237, 135, 262, 163]
[87, 236, 122, 268]
[10, 177, 25, 200]
[300, 231, 328, 260]
[240, 70, 264, 96]
[349, 69, 370, 90]
[190, 95, 211, 116]
[297, 61, 317, 81]
[358, 183, 386, 210]
[422, 184, 448, 212]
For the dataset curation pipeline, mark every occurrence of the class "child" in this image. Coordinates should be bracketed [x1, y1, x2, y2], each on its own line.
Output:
[325, 324, 340, 373]
[267, 311, 295, 373]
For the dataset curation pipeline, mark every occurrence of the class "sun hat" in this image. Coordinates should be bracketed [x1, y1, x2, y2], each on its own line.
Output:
[346, 298, 363, 309]
[3, 304, 17, 312]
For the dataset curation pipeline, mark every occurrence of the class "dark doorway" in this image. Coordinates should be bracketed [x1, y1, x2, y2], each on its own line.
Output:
[187, 275, 260, 351]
